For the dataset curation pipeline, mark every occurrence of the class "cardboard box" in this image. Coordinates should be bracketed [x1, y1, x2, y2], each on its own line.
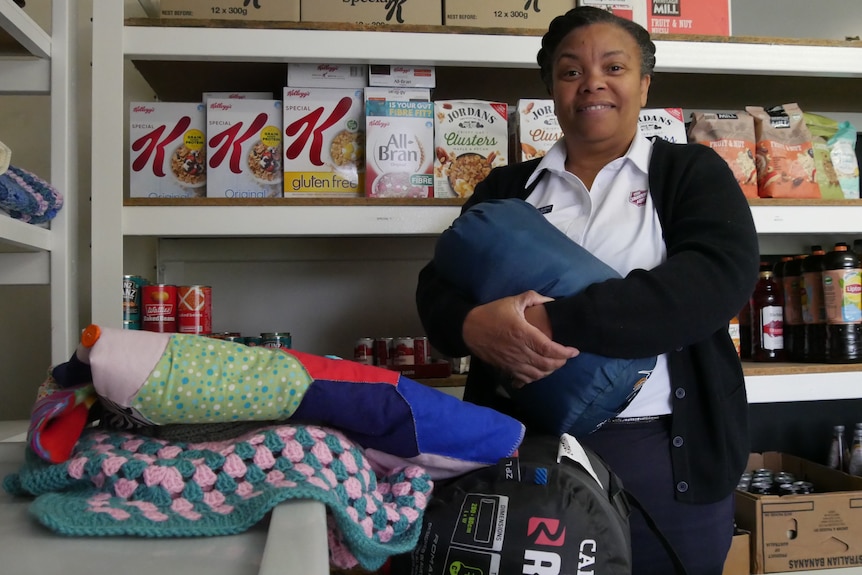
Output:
[368, 65, 436, 89]
[160, 0, 299, 22]
[722, 529, 751, 575]
[287, 64, 367, 89]
[301, 0, 441, 26]
[735, 452, 862, 573]
[516, 99, 562, 161]
[445, 0, 576, 30]
[577, 0, 642, 23]
[202, 92, 273, 101]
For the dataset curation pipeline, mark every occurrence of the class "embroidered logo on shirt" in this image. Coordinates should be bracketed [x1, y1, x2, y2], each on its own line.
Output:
[538, 205, 553, 214]
[629, 190, 647, 207]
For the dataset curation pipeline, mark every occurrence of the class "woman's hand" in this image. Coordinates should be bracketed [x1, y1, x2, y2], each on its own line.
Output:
[463, 290, 579, 386]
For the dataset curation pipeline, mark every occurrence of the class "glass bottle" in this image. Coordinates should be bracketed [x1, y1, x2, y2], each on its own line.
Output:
[751, 268, 785, 362]
[848, 428, 862, 477]
[822, 242, 862, 363]
[828, 424, 848, 472]
[800, 245, 827, 362]
[782, 254, 806, 361]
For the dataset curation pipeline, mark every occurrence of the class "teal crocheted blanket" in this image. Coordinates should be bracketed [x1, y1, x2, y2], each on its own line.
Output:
[3, 424, 433, 571]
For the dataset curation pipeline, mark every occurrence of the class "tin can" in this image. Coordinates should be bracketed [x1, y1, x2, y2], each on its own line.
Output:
[261, 332, 292, 349]
[122, 275, 147, 328]
[223, 333, 244, 343]
[413, 336, 430, 365]
[244, 336, 262, 347]
[392, 336, 415, 365]
[141, 284, 177, 333]
[177, 285, 212, 334]
[354, 337, 374, 365]
[374, 337, 393, 366]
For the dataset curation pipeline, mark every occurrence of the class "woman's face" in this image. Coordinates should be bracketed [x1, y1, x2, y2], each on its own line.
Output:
[550, 22, 651, 154]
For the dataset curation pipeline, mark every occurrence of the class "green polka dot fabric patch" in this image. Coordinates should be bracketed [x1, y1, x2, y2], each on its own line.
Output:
[132, 335, 313, 424]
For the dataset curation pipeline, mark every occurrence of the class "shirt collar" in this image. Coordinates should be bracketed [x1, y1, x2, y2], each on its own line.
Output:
[525, 132, 654, 189]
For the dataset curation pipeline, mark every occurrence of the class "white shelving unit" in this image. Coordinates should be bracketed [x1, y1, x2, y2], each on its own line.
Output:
[0, 0, 77, 363]
[91, 0, 862, 407]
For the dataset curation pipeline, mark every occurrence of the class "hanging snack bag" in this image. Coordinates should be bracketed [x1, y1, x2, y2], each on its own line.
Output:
[746, 103, 820, 199]
[687, 111, 757, 199]
[806, 112, 860, 200]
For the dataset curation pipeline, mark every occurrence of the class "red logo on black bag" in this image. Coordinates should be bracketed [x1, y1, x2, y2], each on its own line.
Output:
[528, 517, 566, 546]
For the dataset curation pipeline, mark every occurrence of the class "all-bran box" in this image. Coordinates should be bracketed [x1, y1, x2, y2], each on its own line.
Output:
[129, 102, 207, 198]
[365, 98, 434, 198]
[517, 99, 562, 162]
[638, 108, 687, 143]
[206, 99, 283, 198]
[282, 88, 365, 197]
[434, 100, 509, 198]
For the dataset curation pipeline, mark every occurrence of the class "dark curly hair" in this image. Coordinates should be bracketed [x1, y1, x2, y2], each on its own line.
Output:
[537, 7, 656, 93]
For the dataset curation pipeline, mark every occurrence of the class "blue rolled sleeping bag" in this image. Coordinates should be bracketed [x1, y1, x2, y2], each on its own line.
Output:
[434, 198, 656, 436]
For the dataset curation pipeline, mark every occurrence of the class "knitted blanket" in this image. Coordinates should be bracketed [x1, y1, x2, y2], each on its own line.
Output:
[3, 424, 433, 571]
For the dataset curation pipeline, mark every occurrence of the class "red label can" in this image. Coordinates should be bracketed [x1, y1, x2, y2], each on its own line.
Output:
[177, 285, 213, 334]
[414, 336, 430, 365]
[354, 337, 374, 365]
[392, 336, 415, 365]
[374, 337, 393, 367]
[141, 284, 178, 333]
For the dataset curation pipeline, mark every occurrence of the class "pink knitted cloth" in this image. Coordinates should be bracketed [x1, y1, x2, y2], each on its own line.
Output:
[4, 423, 433, 571]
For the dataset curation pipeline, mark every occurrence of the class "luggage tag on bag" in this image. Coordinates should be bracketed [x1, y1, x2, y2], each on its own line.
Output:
[558, 433, 603, 489]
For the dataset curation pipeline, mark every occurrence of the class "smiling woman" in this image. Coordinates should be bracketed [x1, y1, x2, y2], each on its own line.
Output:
[416, 6, 761, 575]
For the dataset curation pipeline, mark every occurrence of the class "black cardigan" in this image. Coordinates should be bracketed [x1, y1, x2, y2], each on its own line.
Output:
[416, 139, 760, 503]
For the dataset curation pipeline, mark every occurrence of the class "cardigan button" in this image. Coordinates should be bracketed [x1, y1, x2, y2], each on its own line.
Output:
[675, 387, 686, 399]
[675, 346, 683, 352]
[676, 481, 689, 493]
[672, 435, 684, 448]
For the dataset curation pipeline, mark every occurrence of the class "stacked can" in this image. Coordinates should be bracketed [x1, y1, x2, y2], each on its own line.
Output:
[122, 275, 147, 330]
[374, 337, 393, 367]
[141, 284, 178, 333]
[177, 285, 212, 334]
[354, 337, 374, 365]
[261, 332, 292, 349]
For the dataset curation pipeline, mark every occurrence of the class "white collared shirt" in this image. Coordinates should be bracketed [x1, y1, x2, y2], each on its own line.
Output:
[524, 134, 672, 417]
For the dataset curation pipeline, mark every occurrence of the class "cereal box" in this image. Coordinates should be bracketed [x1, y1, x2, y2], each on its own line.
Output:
[577, 0, 645, 24]
[202, 92, 273, 101]
[638, 108, 686, 143]
[282, 88, 365, 197]
[517, 99, 562, 162]
[645, 0, 731, 36]
[434, 100, 509, 199]
[287, 64, 367, 89]
[365, 99, 435, 198]
[206, 99, 283, 198]
[364, 87, 431, 102]
[129, 102, 207, 198]
[368, 65, 436, 88]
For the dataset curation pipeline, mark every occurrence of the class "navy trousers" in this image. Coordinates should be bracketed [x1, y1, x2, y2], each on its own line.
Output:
[579, 418, 735, 575]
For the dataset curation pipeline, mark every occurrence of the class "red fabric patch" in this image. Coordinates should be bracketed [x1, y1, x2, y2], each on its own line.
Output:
[288, 349, 400, 385]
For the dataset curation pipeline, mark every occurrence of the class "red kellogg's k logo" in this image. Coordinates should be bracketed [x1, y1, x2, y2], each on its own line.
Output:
[131, 116, 191, 176]
[528, 517, 566, 546]
[285, 97, 352, 166]
[208, 112, 269, 174]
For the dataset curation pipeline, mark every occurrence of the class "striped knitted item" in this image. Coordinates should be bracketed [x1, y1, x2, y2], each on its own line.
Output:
[0, 165, 63, 224]
[3, 424, 433, 571]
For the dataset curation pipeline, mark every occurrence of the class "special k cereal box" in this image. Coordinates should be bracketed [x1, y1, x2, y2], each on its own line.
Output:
[206, 99, 283, 198]
[282, 88, 365, 197]
[365, 98, 434, 198]
[129, 102, 206, 198]
[202, 92, 273, 101]
[517, 99, 562, 162]
[638, 108, 687, 143]
[434, 100, 509, 199]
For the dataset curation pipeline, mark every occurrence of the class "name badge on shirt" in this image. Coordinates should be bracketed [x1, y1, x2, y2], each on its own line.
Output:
[538, 204, 553, 214]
